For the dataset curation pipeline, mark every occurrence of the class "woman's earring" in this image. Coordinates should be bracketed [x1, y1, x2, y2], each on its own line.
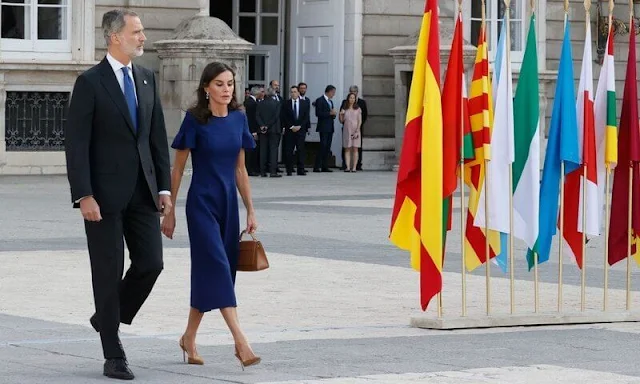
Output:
[205, 91, 210, 100]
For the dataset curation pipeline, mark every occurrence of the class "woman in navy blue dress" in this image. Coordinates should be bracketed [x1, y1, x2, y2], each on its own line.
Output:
[160, 62, 260, 369]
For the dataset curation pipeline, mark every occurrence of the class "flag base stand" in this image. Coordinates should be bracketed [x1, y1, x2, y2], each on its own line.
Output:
[410, 311, 640, 330]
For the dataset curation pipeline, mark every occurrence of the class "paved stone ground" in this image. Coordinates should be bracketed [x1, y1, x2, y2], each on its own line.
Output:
[2, 171, 640, 383]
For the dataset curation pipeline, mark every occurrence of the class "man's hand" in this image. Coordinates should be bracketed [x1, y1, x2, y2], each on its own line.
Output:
[80, 196, 102, 222]
[159, 195, 173, 217]
[330, 109, 337, 116]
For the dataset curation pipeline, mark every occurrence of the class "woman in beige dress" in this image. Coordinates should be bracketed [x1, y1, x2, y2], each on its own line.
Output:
[339, 92, 362, 172]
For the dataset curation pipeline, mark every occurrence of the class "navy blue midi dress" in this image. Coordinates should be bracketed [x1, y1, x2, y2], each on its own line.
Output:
[171, 110, 256, 312]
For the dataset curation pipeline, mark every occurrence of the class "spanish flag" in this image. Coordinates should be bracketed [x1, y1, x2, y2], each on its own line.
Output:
[389, 0, 442, 311]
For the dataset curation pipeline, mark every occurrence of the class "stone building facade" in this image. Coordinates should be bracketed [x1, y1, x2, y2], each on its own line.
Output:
[0, 0, 637, 175]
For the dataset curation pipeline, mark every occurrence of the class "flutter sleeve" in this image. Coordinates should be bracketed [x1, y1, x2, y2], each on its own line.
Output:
[171, 111, 197, 150]
[241, 112, 256, 150]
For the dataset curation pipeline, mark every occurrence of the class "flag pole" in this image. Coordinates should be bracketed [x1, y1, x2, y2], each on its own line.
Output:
[529, 0, 539, 314]
[580, 0, 591, 313]
[482, 0, 492, 316]
[558, 3, 569, 313]
[603, 0, 614, 313]
[626, 0, 634, 312]
[504, 0, 515, 315]
[458, 0, 468, 318]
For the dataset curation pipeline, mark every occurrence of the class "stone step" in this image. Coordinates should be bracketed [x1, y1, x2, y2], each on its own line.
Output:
[363, 137, 395, 151]
[361, 150, 396, 171]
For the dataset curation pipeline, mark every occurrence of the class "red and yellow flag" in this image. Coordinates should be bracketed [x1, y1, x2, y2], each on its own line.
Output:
[389, 0, 443, 311]
[463, 24, 501, 271]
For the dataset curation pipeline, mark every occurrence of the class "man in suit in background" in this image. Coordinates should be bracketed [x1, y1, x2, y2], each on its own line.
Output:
[256, 87, 282, 177]
[269, 79, 282, 102]
[281, 85, 310, 176]
[65, 9, 171, 380]
[313, 85, 337, 172]
[340, 85, 368, 171]
[243, 86, 261, 176]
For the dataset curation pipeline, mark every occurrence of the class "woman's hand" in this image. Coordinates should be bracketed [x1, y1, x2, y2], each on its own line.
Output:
[161, 213, 176, 239]
[246, 211, 258, 234]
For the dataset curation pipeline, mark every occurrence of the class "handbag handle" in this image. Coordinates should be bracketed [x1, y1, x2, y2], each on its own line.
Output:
[239, 230, 258, 241]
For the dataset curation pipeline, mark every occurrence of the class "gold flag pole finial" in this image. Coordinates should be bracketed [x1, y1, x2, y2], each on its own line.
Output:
[458, 0, 463, 14]
[531, 0, 535, 11]
[631, 0, 635, 18]
[565, 0, 570, 13]
[585, 0, 591, 13]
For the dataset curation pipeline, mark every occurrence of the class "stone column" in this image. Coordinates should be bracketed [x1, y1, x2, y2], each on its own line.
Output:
[154, 16, 253, 143]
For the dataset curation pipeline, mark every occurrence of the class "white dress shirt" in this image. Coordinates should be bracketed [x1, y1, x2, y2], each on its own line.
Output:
[106, 53, 138, 105]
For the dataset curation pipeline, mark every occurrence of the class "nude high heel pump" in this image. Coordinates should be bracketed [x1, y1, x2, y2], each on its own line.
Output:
[234, 345, 261, 371]
[179, 336, 204, 365]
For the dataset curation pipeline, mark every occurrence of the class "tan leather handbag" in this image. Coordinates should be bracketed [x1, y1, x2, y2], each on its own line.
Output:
[237, 230, 269, 271]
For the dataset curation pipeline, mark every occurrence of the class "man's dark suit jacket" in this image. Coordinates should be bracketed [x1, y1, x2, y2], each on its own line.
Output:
[314, 95, 336, 133]
[256, 97, 281, 134]
[65, 57, 171, 213]
[280, 98, 310, 134]
[243, 97, 259, 134]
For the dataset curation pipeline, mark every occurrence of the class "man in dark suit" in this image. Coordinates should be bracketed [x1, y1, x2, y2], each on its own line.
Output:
[281, 85, 310, 176]
[64, 9, 171, 380]
[243, 86, 261, 176]
[340, 85, 368, 170]
[313, 85, 337, 172]
[256, 87, 282, 177]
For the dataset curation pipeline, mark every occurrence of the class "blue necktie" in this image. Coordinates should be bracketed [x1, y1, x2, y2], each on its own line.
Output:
[122, 67, 138, 132]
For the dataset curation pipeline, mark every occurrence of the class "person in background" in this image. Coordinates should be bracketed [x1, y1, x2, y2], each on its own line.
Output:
[340, 85, 367, 170]
[243, 86, 261, 176]
[256, 87, 282, 177]
[313, 85, 337, 172]
[339, 92, 362, 172]
[281, 85, 310, 176]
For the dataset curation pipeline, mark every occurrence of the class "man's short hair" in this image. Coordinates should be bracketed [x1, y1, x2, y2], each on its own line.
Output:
[349, 85, 359, 93]
[102, 9, 138, 46]
[250, 86, 262, 97]
[325, 85, 336, 93]
[290, 85, 299, 91]
[298, 82, 307, 88]
[266, 87, 276, 97]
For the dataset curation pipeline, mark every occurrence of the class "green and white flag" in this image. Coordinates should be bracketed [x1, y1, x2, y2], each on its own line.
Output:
[512, 14, 540, 250]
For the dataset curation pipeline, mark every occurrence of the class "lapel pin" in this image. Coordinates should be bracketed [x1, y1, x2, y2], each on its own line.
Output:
[143, 80, 148, 85]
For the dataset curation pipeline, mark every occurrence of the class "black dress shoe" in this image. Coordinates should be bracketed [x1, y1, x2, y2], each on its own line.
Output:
[313, 168, 321, 173]
[297, 171, 307, 176]
[269, 173, 282, 178]
[286, 172, 293, 176]
[90, 313, 100, 332]
[103, 358, 134, 380]
[321, 168, 333, 172]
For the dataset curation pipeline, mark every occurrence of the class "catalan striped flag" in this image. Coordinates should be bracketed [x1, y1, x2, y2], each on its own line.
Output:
[462, 23, 501, 272]
[389, 0, 443, 311]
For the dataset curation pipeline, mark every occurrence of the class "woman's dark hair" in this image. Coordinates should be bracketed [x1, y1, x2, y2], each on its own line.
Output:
[346, 92, 359, 110]
[188, 62, 240, 124]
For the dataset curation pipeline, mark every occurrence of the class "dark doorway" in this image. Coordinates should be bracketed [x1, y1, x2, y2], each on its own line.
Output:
[211, 0, 232, 28]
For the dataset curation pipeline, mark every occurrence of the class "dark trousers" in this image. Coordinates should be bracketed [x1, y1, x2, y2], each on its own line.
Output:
[283, 131, 306, 173]
[245, 137, 260, 174]
[314, 132, 333, 170]
[84, 170, 163, 359]
[260, 132, 281, 175]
